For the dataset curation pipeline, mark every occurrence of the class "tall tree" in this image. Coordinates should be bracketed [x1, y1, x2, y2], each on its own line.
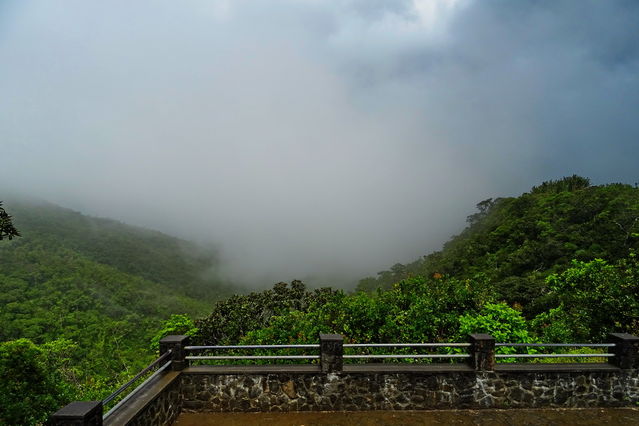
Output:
[0, 202, 20, 240]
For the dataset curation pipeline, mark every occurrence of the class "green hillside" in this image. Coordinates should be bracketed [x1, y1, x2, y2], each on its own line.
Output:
[4, 199, 234, 301]
[0, 198, 236, 398]
[191, 176, 638, 356]
[356, 176, 639, 315]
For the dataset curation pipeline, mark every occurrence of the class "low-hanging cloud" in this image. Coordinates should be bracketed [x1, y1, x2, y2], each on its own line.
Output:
[1, 0, 638, 287]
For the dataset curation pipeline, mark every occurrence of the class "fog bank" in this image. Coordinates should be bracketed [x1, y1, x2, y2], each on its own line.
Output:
[1, 0, 638, 287]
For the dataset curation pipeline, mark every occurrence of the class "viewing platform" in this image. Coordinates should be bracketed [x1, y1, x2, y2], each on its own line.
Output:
[52, 333, 639, 426]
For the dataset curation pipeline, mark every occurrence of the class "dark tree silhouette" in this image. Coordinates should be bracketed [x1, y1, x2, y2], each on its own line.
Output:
[0, 202, 20, 240]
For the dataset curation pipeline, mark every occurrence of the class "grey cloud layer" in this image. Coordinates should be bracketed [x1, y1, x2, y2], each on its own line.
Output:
[1, 0, 638, 287]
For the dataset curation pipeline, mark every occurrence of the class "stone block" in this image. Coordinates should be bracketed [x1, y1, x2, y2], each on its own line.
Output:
[51, 401, 102, 426]
[608, 333, 639, 369]
[320, 333, 343, 373]
[469, 333, 495, 371]
[159, 335, 190, 371]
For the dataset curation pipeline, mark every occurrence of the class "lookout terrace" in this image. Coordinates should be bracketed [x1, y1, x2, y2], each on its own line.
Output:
[52, 333, 639, 426]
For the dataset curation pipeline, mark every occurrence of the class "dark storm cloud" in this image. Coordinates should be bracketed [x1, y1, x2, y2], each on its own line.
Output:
[1, 0, 638, 287]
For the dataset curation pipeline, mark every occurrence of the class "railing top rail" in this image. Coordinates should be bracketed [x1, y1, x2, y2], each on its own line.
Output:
[103, 360, 172, 419]
[495, 353, 615, 358]
[343, 354, 471, 359]
[495, 343, 615, 348]
[102, 349, 172, 406]
[185, 344, 320, 350]
[343, 343, 471, 348]
[186, 342, 614, 351]
[186, 355, 320, 360]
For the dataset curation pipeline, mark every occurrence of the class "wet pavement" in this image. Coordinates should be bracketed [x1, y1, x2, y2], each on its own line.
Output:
[174, 408, 639, 426]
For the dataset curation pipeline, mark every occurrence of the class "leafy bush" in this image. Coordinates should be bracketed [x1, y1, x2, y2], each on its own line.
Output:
[150, 314, 199, 351]
[0, 339, 75, 425]
[236, 275, 494, 348]
[457, 303, 534, 344]
[533, 254, 639, 342]
[456, 303, 537, 360]
[195, 281, 340, 345]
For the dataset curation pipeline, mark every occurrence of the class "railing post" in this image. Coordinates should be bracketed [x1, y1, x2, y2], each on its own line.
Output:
[51, 401, 103, 426]
[319, 333, 343, 373]
[469, 333, 495, 371]
[159, 335, 190, 371]
[608, 333, 639, 369]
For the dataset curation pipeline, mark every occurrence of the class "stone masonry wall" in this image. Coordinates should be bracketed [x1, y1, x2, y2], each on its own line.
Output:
[53, 334, 639, 425]
[180, 369, 639, 412]
[475, 370, 639, 408]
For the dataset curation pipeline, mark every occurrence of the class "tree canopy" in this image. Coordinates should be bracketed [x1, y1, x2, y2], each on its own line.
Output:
[191, 177, 639, 350]
[356, 177, 639, 318]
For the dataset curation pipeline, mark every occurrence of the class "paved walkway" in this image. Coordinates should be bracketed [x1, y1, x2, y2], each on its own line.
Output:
[174, 408, 639, 426]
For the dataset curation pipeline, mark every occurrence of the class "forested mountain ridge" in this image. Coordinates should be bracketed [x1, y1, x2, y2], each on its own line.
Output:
[189, 177, 638, 358]
[3, 198, 235, 301]
[0, 198, 238, 415]
[357, 176, 639, 316]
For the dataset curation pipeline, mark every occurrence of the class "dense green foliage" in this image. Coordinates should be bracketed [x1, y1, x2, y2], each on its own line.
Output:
[0, 198, 239, 419]
[0, 339, 74, 425]
[1, 243, 196, 379]
[192, 178, 639, 351]
[357, 177, 639, 316]
[5, 199, 235, 300]
[237, 275, 492, 346]
[192, 252, 638, 359]
[192, 258, 639, 360]
[456, 303, 535, 346]
[151, 314, 199, 352]
[533, 254, 639, 342]
[195, 280, 340, 345]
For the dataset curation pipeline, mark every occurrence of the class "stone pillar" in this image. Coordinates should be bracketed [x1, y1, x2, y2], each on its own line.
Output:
[469, 333, 495, 371]
[160, 335, 190, 371]
[608, 333, 639, 369]
[320, 333, 343, 373]
[51, 401, 103, 426]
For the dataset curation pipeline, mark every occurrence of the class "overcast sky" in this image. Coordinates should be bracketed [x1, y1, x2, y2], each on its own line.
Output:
[1, 0, 638, 288]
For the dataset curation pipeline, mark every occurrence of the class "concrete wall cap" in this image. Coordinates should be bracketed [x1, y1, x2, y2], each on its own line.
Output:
[159, 335, 189, 344]
[319, 334, 343, 341]
[53, 401, 101, 418]
[609, 333, 639, 341]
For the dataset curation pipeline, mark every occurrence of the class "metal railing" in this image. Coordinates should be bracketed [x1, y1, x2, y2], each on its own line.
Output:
[494, 343, 616, 360]
[183, 341, 618, 362]
[51, 333, 639, 425]
[184, 342, 473, 361]
[344, 354, 471, 359]
[342, 342, 471, 359]
[343, 343, 471, 348]
[102, 350, 173, 419]
[184, 344, 320, 361]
